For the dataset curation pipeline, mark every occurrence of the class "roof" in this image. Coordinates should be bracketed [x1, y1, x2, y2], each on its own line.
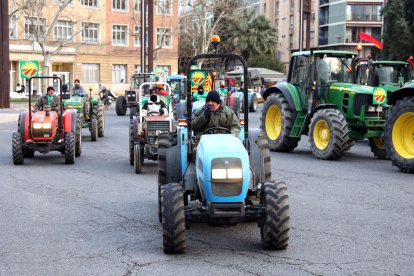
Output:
[225, 67, 286, 79]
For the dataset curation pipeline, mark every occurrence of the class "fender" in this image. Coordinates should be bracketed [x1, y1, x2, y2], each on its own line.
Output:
[62, 109, 77, 133]
[309, 104, 338, 118]
[387, 85, 414, 105]
[263, 83, 302, 112]
[19, 111, 30, 142]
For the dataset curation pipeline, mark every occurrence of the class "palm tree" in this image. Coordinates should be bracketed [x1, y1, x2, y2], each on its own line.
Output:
[227, 10, 278, 61]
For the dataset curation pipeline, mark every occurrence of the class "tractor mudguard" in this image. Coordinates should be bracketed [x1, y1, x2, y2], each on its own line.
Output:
[309, 103, 338, 117]
[387, 85, 414, 105]
[62, 109, 77, 133]
[248, 137, 265, 188]
[263, 84, 302, 113]
[90, 97, 99, 105]
[19, 111, 30, 142]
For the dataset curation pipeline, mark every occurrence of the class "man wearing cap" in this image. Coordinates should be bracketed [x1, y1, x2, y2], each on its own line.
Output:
[193, 85, 208, 101]
[142, 89, 168, 116]
[34, 86, 60, 112]
[71, 79, 90, 119]
[191, 90, 240, 137]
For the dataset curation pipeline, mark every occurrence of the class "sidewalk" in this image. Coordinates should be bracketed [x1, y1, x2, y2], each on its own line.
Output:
[0, 101, 28, 124]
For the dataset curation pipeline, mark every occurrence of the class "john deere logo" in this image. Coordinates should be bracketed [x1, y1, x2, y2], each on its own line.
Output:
[191, 71, 206, 86]
[20, 61, 39, 79]
[373, 88, 387, 104]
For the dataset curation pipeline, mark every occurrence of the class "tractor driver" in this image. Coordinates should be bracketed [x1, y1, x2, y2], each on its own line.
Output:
[71, 79, 90, 119]
[191, 90, 240, 137]
[142, 89, 168, 116]
[34, 86, 60, 112]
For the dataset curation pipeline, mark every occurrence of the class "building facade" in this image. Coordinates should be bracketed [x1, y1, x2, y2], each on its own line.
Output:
[8, 0, 179, 95]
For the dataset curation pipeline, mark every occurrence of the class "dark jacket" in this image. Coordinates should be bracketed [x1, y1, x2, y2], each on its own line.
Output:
[34, 95, 60, 112]
[71, 85, 89, 100]
[191, 102, 240, 137]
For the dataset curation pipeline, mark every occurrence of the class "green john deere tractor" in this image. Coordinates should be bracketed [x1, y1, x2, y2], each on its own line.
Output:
[63, 93, 104, 148]
[261, 50, 389, 160]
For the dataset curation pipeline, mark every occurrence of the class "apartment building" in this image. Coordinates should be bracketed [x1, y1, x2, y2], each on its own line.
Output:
[8, 0, 179, 95]
[260, 0, 383, 65]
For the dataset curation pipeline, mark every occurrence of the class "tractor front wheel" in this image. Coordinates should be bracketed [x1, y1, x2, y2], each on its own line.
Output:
[129, 120, 136, 165]
[384, 97, 414, 173]
[64, 132, 75, 164]
[261, 93, 299, 152]
[115, 96, 127, 116]
[12, 132, 24, 165]
[309, 109, 349, 160]
[368, 137, 388, 160]
[161, 183, 186, 254]
[249, 94, 258, 112]
[75, 115, 82, 157]
[93, 102, 105, 137]
[260, 181, 289, 250]
[90, 119, 98, 142]
[134, 143, 143, 174]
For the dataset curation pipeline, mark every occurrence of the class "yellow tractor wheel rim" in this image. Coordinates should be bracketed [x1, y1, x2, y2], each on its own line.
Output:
[313, 120, 330, 150]
[392, 112, 414, 159]
[372, 137, 384, 150]
[265, 105, 282, 140]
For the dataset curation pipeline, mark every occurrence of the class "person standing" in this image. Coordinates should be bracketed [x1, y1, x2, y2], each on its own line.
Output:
[217, 83, 228, 97]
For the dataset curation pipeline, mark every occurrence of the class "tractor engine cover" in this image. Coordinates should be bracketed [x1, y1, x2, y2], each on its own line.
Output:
[30, 111, 58, 141]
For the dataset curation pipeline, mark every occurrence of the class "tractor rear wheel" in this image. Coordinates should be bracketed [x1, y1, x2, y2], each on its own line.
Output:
[158, 132, 178, 222]
[64, 132, 75, 164]
[12, 132, 24, 165]
[384, 97, 414, 173]
[260, 181, 289, 250]
[93, 102, 105, 137]
[261, 94, 299, 152]
[309, 109, 349, 160]
[161, 183, 186, 254]
[129, 120, 136, 165]
[134, 143, 143, 174]
[90, 119, 98, 141]
[368, 137, 388, 160]
[256, 134, 271, 182]
[115, 96, 127, 116]
[249, 94, 258, 112]
[75, 115, 82, 157]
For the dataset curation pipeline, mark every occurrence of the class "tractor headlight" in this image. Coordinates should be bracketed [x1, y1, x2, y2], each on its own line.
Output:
[227, 168, 243, 179]
[148, 130, 156, 136]
[211, 158, 243, 180]
[33, 123, 42, 129]
[33, 122, 52, 129]
[42, 122, 52, 129]
[368, 106, 376, 112]
[376, 106, 383, 112]
[212, 169, 227, 179]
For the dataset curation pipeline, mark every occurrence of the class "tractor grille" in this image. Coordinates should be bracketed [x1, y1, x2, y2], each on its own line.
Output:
[353, 94, 372, 116]
[147, 121, 170, 144]
[211, 181, 243, 197]
[32, 129, 53, 140]
[127, 90, 136, 103]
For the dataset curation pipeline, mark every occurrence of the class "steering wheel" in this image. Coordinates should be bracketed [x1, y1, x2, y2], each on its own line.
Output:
[202, 127, 231, 135]
[147, 110, 160, 116]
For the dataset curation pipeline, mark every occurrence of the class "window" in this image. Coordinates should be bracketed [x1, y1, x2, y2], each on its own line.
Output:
[82, 64, 100, 82]
[134, 26, 148, 47]
[53, 0, 74, 5]
[134, 0, 141, 11]
[82, 22, 100, 43]
[134, 65, 149, 73]
[112, 25, 128, 46]
[81, 0, 99, 7]
[25, 17, 46, 40]
[9, 15, 17, 39]
[113, 64, 127, 83]
[113, 0, 127, 11]
[289, 34, 293, 49]
[290, 15, 294, 29]
[156, 27, 172, 48]
[290, 0, 294, 10]
[55, 20, 74, 41]
[156, 0, 171, 15]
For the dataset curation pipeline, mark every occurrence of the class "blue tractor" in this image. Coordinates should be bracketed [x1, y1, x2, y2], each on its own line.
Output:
[157, 36, 290, 253]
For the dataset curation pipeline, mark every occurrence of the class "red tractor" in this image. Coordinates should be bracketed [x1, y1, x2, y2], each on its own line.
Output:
[12, 76, 79, 165]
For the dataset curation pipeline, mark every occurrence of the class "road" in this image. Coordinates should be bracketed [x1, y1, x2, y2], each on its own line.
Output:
[0, 104, 413, 275]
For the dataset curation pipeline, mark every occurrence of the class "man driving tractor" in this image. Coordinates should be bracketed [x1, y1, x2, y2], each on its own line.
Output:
[142, 89, 168, 116]
[34, 86, 60, 112]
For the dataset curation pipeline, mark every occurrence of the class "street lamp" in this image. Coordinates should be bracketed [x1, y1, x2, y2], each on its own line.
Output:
[356, 44, 362, 57]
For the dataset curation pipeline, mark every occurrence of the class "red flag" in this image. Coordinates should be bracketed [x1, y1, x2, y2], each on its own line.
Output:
[359, 32, 384, 50]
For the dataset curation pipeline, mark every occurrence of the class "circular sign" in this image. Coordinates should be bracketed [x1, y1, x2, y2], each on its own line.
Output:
[21, 61, 39, 78]
[154, 67, 164, 77]
[373, 87, 386, 104]
[191, 71, 206, 86]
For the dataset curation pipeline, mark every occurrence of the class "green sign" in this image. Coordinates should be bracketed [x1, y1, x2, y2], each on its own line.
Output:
[20, 60, 39, 79]
[373, 87, 387, 104]
[154, 66, 164, 78]
[190, 70, 207, 86]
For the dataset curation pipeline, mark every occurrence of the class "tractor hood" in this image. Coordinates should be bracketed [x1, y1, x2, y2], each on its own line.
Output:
[329, 83, 374, 95]
[63, 96, 84, 110]
[196, 134, 250, 203]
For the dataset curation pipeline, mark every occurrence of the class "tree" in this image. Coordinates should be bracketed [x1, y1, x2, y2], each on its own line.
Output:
[382, 0, 414, 60]
[227, 10, 278, 62]
[248, 54, 286, 73]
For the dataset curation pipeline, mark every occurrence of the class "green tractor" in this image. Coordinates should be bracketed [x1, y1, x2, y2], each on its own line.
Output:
[261, 50, 389, 160]
[63, 92, 104, 147]
[383, 83, 414, 173]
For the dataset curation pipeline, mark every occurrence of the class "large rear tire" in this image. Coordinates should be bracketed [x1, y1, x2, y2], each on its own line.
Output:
[309, 109, 349, 160]
[134, 143, 143, 174]
[368, 137, 388, 160]
[93, 102, 105, 137]
[260, 94, 299, 152]
[12, 132, 24, 165]
[115, 96, 127, 116]
[383, 97, 414, 173]
[161, 183, 186, 254]
[90, 119, 98, 141]
[64, 132, 75, 164]
[158, 132, 177, 222]
[260, 181, 289, 250]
